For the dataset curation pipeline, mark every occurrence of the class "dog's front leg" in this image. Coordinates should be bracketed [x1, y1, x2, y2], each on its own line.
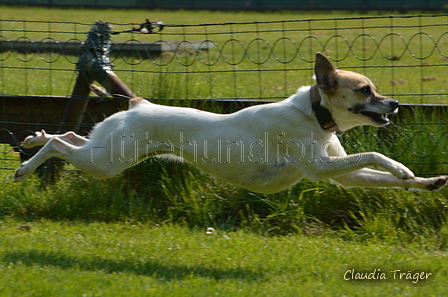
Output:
[330, 168, 447, 191]
[302, 152, 415, 181]
[284, 135, 413, 181]
[323, 135, 447, 191]
[292, 133, 414, 181]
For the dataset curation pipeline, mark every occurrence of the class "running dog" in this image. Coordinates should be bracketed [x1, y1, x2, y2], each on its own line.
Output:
[14, 53, 447, 193]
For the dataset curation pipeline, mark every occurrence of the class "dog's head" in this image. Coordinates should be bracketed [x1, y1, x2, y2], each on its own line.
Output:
[314, 52, 398, 131]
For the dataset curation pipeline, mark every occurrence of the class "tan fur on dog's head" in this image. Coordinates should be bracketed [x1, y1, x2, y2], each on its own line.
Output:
[314, 52, 399, 131]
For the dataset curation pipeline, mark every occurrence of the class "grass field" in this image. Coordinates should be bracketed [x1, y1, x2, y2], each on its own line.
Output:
[1, 6, 448, 297]
[1, 7, 448, 103]
[1, 220, 448, 297]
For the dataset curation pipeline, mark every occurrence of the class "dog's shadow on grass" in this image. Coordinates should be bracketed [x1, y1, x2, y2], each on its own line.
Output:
[2, 249, 263, 281]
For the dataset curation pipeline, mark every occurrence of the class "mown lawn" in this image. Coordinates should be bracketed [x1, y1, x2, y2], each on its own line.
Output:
[1, 219, 448, 297]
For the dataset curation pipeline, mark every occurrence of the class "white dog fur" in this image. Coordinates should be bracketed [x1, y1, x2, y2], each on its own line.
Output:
[14, 53, 447, 193]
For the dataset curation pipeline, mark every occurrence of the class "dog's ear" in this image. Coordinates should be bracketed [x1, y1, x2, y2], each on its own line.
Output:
[314, 52, 338, 93]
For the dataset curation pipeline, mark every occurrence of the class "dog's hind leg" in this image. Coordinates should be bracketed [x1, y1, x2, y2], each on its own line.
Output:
[57, 131, 88, 146]
[14, 137, 91, 182]
[21, 130, 89, 148]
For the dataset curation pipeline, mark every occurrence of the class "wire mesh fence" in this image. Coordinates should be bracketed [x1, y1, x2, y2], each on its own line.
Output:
[0, 14, 447, 176]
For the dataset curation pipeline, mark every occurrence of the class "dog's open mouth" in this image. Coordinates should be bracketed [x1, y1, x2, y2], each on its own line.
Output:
[360, 111, 391, 125]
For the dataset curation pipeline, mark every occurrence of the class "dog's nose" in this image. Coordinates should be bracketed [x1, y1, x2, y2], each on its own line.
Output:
[391, 100, 399, 109]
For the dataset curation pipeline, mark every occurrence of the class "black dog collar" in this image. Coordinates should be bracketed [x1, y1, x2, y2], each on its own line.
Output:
[310, 85, 339, 132]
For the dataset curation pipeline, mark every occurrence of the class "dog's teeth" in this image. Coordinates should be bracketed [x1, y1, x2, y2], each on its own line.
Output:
[381, 114, 386, 118]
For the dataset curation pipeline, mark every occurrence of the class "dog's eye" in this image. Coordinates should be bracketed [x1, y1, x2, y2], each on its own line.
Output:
[359, 86, 371, 96]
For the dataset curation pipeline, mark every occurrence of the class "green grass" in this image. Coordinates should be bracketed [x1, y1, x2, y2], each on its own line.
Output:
[1, 7, 448, 103]
[1, 219, 448, 297]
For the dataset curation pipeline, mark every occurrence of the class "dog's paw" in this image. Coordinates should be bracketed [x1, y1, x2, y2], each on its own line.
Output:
[14, 162, 32, 182]
[21, 130, 47, 148]
[416, 176, 448, 191]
